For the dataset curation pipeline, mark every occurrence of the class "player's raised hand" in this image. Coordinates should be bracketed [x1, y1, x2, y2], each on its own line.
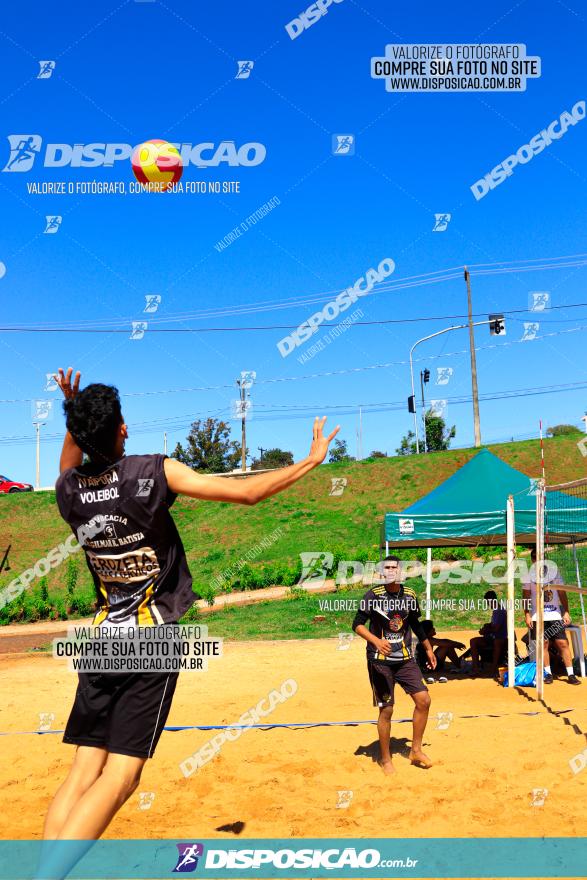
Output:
[308, 416, 340, 465]
[54, 367, 81, 400]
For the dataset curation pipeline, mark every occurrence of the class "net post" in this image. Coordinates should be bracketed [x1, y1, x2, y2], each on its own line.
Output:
[572, 538, 587, 652]
[536, 479, 545, 698]
[506, 495, 516, 688]
[426, 547, 432, 615]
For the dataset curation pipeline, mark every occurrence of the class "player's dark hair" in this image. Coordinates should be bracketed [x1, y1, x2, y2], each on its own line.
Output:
[484, 590, 498, 601]
[383, 554, 400, 563]
[63, 383, 123, 462]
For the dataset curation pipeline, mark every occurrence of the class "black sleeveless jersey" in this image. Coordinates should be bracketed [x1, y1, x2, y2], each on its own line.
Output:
[55, 453, 195, 626]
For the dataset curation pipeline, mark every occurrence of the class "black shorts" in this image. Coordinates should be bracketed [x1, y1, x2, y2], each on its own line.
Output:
[63, 671, 179, 759]
[368, 659, 427, 707]
[530, 619, 567, 642]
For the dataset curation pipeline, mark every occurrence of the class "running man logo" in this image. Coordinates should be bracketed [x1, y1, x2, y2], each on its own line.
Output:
[332, 134, 355, 155]
[329, 477, 347, 496]
[173, 843, 205, 873]
[530, 788, 549, 806]
[299, 551, 334, 586]
[130, 321, 148, 340]
[3, 135, 42, 172]
[144, 294, 161, 313]
[435, 711, 453, 730]
[37, 60, 56, 79]
[429, 399, 447, 417]
[45, 372, 58, 391]
[432, 213, 451, 232]
[231, 398, 253, 420]
[137, 791, 155, 810]
[336, 789, 353, 809]
[44, 215, 62, 234]
[38, 712, 55, 732]
[136, 479, 155, 498]
[521, 321, 539, 341]
[236, 61, 254, 79]
[529, 291, 550, 312]
[337, 632, 354, 650]
[436, 366, 453, 385]
[32, 399, 53, 422]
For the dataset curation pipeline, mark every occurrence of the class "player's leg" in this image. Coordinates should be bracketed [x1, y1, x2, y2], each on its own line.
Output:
[377, 705, 395, 775]
[409, 690, 432, 767]
[43, 746, 108, 840]
[368, 661, 396, 774]
[469, 636, 485, 672]
[35, 754, 145, 880]
[55, 752, 145, 840]
[395, 660, 432, 767]
[490, 638, 505, 677]
[433, 645, 449, 670]
[553, 635, 580, 683]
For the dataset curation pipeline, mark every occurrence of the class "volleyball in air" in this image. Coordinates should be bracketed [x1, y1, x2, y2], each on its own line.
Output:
[131, 139, 183, 191]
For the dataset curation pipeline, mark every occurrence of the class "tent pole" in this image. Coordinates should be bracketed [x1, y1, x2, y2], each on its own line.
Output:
[506, 495, 516, 688]
[426, 547, 432, 616]
[385, 541, 389, 556]
[572, 537, 587, 649]
[536, 481, 545, 699]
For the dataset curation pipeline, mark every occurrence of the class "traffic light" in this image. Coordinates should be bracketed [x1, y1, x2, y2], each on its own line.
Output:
[423, 368, 430, 384]
[408, 395, 416, 414]
[489, 313, 506, 335]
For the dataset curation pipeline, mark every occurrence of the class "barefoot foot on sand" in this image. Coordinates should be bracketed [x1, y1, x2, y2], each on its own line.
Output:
[378, 759, 396, 775]
[409, 749, 433, 769]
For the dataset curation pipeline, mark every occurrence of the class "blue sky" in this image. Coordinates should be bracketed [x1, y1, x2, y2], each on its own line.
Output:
[1, 0, 586, 485]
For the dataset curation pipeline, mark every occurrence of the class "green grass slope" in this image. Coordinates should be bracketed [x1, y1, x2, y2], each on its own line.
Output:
[1, 434, 585, 624]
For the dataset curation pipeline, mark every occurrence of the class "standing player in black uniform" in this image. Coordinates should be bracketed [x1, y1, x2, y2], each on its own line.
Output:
[45, 368, 339, 847]
[352, 555, 436, 774]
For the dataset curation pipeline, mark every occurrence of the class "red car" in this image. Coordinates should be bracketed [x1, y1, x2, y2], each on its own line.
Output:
[0, 474, 33, 494]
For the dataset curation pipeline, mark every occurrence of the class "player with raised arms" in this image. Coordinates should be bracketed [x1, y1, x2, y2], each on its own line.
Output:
[40, 367, 338, 877]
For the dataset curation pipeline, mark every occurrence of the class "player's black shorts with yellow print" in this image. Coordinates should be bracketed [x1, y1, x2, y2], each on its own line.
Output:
[368, 658, 428, 707]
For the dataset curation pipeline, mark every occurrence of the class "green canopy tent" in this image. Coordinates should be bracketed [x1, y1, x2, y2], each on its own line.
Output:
[381, 449, 587, 688]
[381, 449, 587, 550]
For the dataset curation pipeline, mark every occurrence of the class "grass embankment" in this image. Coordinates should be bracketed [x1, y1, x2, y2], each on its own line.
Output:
[1, 433, 585, 628]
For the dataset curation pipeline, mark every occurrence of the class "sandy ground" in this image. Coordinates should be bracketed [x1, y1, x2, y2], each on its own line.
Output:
[0, 629, 586, 850]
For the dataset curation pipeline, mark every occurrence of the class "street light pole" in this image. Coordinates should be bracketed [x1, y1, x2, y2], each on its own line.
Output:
[409, 319, 494, 452]
[409, 346, 420, 454]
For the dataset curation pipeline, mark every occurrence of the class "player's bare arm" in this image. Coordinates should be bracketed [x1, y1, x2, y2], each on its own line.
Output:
[164, 416, 339, 505]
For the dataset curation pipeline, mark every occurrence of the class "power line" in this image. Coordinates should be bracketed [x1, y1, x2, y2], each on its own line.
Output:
[1, 378, 586, 446]
[1, 301, 587, 335]
[1, 320, 587, 406]
[2, 253, 587, 332]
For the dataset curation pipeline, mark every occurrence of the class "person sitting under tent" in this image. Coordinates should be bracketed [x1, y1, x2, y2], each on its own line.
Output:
[521, 548, 580, 685]
[469, 590, 508, 677]
[416, 620, 466, 680]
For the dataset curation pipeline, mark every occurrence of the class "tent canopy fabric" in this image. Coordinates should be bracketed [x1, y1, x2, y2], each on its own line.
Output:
[382, 449, 587, 548]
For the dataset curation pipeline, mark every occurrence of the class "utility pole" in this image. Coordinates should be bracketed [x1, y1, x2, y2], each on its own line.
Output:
[35, 422, 41, 490]
[464, 267, 482, 447]
[237, 378, 247, 472]
[258, 446, 266, 465]
[240, 381, 246, 472]
[164, 432, 167, 455]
